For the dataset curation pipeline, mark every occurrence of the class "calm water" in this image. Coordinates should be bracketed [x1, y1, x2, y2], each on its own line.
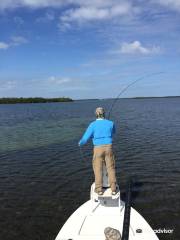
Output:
[0, 98, 179, 240]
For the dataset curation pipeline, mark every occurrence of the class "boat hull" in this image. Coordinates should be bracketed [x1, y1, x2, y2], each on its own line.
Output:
[55, 199, 159, 240]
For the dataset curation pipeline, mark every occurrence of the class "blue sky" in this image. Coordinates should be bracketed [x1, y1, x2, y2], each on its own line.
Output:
[0, 0, 180, 99]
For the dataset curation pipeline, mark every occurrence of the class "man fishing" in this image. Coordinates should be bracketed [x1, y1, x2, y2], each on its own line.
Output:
[78, 107, 117, 195]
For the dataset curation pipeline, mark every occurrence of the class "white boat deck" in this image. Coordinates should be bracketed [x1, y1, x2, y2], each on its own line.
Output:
[55, 183, 159, 240]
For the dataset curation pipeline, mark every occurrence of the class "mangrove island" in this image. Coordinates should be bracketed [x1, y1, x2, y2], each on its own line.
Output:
[0, 97, 73, 104]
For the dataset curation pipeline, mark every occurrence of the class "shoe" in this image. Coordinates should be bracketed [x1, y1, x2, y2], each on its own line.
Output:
[112, 191, 116, 195]
[95, 189, 103, 195]
[98, 191, 103, 195]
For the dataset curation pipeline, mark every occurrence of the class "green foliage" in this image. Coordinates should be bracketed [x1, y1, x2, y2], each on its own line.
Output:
[0, 97, 73, 104]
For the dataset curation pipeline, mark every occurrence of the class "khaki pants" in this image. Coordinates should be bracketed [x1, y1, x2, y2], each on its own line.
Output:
[93, 144, 116, 192]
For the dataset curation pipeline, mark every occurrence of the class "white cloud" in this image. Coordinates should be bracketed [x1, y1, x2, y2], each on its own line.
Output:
[46, 11, 55, 20]
[0, 36, 28, 50]
[0, 0, 138, 24]
[0, 0, 140, 30]
[36, 10, 55, 23]
[61, 7, 109, 22]
[0, 42, 9, 50]
[14, 16, 24, 25]
[0, 0, 127, 9]
[119, 41, 161, 55]
[60, 2, 136, 26]
[5, 0, 180, 16]
[48, 76, 71, 85]
[0, 0, 64, 10]
[0, 80, 16, 89]
[11, 36, 28, 46]
[154, 0, 180, 11]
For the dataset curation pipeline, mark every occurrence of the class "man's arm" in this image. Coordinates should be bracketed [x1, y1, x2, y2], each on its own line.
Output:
[78, 123, 94, 146]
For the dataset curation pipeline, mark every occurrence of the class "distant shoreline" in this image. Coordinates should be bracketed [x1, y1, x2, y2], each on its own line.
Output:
[76, 96, 180, 101]
[0, 96, 179, 104]
[132, 96, 180, 99]
[0, 97, 73, 104]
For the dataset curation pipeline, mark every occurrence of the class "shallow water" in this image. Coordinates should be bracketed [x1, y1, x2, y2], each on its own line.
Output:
[0, 98, 179, 240]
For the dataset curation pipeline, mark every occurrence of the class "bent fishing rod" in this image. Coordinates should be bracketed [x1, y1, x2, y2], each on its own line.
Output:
[79, 71, 164, 161]
[107, 71, 164, 119]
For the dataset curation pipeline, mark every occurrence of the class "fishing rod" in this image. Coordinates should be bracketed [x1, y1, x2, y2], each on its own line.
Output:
[107, 72, 164, 119]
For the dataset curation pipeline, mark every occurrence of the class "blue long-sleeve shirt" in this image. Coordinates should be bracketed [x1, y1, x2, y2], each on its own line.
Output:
[79, 119, 115, 146]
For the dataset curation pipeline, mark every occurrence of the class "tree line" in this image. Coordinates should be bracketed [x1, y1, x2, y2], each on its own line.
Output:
[0, 97, 73, 104]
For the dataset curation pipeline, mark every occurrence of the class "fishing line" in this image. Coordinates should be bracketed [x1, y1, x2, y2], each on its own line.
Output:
[107, 71, 164, 119]
[79, 145, 94, 182]
[79, 145, 87, 163]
